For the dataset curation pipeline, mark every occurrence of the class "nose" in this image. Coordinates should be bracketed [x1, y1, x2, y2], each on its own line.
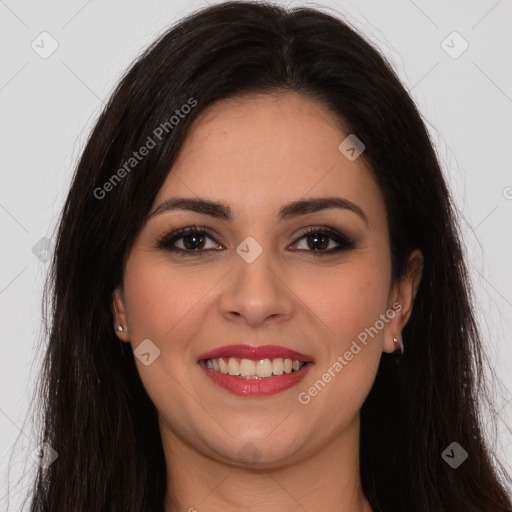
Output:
[219, 248, 295, 328]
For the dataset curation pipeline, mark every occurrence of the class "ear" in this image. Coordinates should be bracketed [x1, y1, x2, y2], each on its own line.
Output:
[383, 249, 424, 353]
[111, 286, 130, 342]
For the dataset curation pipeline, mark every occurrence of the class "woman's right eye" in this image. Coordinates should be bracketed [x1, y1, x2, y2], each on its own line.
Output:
[157, 225, 223, 256]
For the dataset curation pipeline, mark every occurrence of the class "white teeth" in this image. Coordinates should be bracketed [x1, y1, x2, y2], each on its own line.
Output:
[240, 359, 256, 376]
[204, 357, 307, 378]
[228, 357, 240, 375]
[272, 358, 284, 375]
[218, 357, 229, 374]
[256, 359, 273, 378]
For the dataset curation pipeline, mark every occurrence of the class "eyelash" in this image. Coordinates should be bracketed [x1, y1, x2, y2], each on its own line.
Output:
[156, 223, 356, 258]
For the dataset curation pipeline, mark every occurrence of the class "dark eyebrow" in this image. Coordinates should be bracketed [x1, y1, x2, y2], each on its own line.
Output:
[147, 196, 369, 225]
[278, 196, 368, 225]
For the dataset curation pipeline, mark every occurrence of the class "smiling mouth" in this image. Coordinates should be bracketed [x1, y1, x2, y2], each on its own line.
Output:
[199, 357, 309, 379]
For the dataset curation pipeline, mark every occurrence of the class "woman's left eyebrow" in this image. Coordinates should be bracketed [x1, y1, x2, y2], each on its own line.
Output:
[148, 196, 369, 226]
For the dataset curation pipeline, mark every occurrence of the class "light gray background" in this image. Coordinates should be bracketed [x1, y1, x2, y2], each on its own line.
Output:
[1, 0, 511, 509]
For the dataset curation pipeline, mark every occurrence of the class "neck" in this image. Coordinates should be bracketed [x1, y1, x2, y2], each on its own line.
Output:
[161, 414, 373, 512]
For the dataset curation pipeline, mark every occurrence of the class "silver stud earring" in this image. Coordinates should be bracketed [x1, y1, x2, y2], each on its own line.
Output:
[117, 325, 125, 332]
[393, 335, 404, 354]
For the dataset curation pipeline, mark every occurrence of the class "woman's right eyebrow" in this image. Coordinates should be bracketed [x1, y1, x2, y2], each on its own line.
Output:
[147, 196, 369, 226]
[148, 196, 232, 220]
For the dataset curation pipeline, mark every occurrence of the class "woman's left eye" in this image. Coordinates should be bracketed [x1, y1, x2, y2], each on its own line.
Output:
[157, 225, 355, 257]
[290, 227, 356, 255]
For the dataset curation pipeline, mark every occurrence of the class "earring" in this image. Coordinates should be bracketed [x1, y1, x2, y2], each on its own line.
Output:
[393, 335, 404, 354]
[117, 325, 125, 332]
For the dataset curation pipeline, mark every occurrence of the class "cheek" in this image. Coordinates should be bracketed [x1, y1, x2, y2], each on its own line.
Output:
[305, 260, 389, 346]
[123, 256, 211, 343]
[296, 258, 389, 414]
[121, 259, 211, 419]
[121, 256, 227, 406]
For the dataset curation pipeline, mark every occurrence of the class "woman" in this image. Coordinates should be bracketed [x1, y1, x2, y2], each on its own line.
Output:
[26, 1, 512, 511]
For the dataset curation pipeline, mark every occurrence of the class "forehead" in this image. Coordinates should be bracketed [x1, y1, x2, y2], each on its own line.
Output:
[153, 91, 386, 226]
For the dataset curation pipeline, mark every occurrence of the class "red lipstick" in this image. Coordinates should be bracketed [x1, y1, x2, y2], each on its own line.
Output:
[197, 344, 314, 362]
[197, 344, 314, 397]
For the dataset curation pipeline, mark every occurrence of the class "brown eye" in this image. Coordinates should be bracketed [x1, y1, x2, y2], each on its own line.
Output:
[304, 232, 330, 251]
[181, 232, 207, 250]
[290, 227, 356, 256]
[157, 225, 222, 256]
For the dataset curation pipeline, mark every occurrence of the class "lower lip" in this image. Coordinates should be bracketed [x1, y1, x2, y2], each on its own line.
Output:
[198, 361, 313, 397]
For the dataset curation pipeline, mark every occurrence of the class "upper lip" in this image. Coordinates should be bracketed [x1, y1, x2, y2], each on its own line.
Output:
[197, 344, 314, 362]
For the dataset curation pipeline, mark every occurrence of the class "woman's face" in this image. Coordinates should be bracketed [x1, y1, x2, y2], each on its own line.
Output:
[113, 91, 421, 467]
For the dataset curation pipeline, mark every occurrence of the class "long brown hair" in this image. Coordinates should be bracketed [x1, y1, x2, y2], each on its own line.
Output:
[21, 1, 512, 510]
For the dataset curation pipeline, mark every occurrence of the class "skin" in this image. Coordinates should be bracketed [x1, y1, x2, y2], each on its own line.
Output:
[112, 91, 423, 512]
